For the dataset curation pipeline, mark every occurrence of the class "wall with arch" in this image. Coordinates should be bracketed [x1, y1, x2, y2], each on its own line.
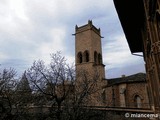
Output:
[77, 50, 103, 65]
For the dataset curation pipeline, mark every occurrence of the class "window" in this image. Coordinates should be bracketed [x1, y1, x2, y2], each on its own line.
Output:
[134, 95, 142, 108]
[98, 53, 102, 64]
[102, 89, 106, 104]
[77, 52, 82, 63]
[94, 51, 98, 64]
[84, 50, 89, 62]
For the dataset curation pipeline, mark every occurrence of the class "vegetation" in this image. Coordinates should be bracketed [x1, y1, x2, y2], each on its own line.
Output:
[0, 52, 103, 120]
[0, 52, 139, 120]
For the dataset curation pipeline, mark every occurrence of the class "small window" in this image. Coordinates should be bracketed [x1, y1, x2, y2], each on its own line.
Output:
[102, 89, 106, 104]
[77, 52, 82, 63]
[84, 50, 89, 62]
[98, 53, 102, 64]
[134, 95, 142, 108]
[94, 51, 98, 64]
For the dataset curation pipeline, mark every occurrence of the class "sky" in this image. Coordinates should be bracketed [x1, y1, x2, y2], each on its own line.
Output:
[0, 0, 145, 78]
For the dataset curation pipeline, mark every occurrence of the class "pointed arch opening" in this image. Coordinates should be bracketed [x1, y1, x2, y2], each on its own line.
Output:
[98, 53, 102, 64]
[77, 52, 82, 63]
[102, 89, 106, 104]
[134, 95, 142, 108]
[94, 51, 98, 64]
[84, 50, 89, 62]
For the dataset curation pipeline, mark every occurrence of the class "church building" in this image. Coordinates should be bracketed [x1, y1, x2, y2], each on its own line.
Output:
[74, 20, 151, 108]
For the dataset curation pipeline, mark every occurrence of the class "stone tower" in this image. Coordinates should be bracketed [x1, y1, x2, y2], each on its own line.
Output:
[74, 20, 106, 106]
[75, 20, 105, 83]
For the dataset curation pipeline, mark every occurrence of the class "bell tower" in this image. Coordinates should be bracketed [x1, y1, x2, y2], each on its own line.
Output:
[75, 20, 105, 81]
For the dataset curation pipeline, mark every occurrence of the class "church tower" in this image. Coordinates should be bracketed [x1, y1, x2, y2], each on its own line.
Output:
[75, 20, 105, 81]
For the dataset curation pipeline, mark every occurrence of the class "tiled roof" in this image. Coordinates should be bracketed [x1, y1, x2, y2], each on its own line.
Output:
[106, 73, 146, 86]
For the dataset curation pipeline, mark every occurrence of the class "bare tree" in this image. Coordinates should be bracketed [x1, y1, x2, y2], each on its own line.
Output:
[0, 67, 34, 120]
[27, 51, 75, 120]
[15, 72, 33, 118]
[27, 52, 104, 120]
[63, 69, 103, 120]
[0, 68, 17, 120]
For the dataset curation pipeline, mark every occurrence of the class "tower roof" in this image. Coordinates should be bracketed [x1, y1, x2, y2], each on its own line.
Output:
[74, 20, 102, 37]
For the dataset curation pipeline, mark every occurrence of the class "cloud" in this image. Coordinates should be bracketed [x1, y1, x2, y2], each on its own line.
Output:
[106, 60, 146, 78]
[0, 0, 145, 78]
[103, 35, 130, 66]
[37, 27, 66, 63]
[102, 35, 145, 78]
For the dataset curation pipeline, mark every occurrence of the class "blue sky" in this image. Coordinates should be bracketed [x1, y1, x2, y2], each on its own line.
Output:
[0, 0, 145, 78]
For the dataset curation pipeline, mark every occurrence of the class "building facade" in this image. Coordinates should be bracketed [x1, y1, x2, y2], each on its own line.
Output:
[74, 21, 150, 109]
[74, 20, 106, 106]
[104, 73, 150, 109]
[75, 20, 105, 80]
[113, 0, 160, 115]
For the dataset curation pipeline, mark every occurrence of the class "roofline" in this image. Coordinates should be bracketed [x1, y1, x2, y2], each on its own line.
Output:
[113, 0, 145, 53]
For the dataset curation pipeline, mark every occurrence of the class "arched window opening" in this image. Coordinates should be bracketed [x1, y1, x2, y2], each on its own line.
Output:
[94, 51, 98, 64]
[98, 53, 102, 64]
[102, 89, 106, 104]
[77, 52, 82, 63]
[134, 95, 142, 108]
[84, 51, 89, 62]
